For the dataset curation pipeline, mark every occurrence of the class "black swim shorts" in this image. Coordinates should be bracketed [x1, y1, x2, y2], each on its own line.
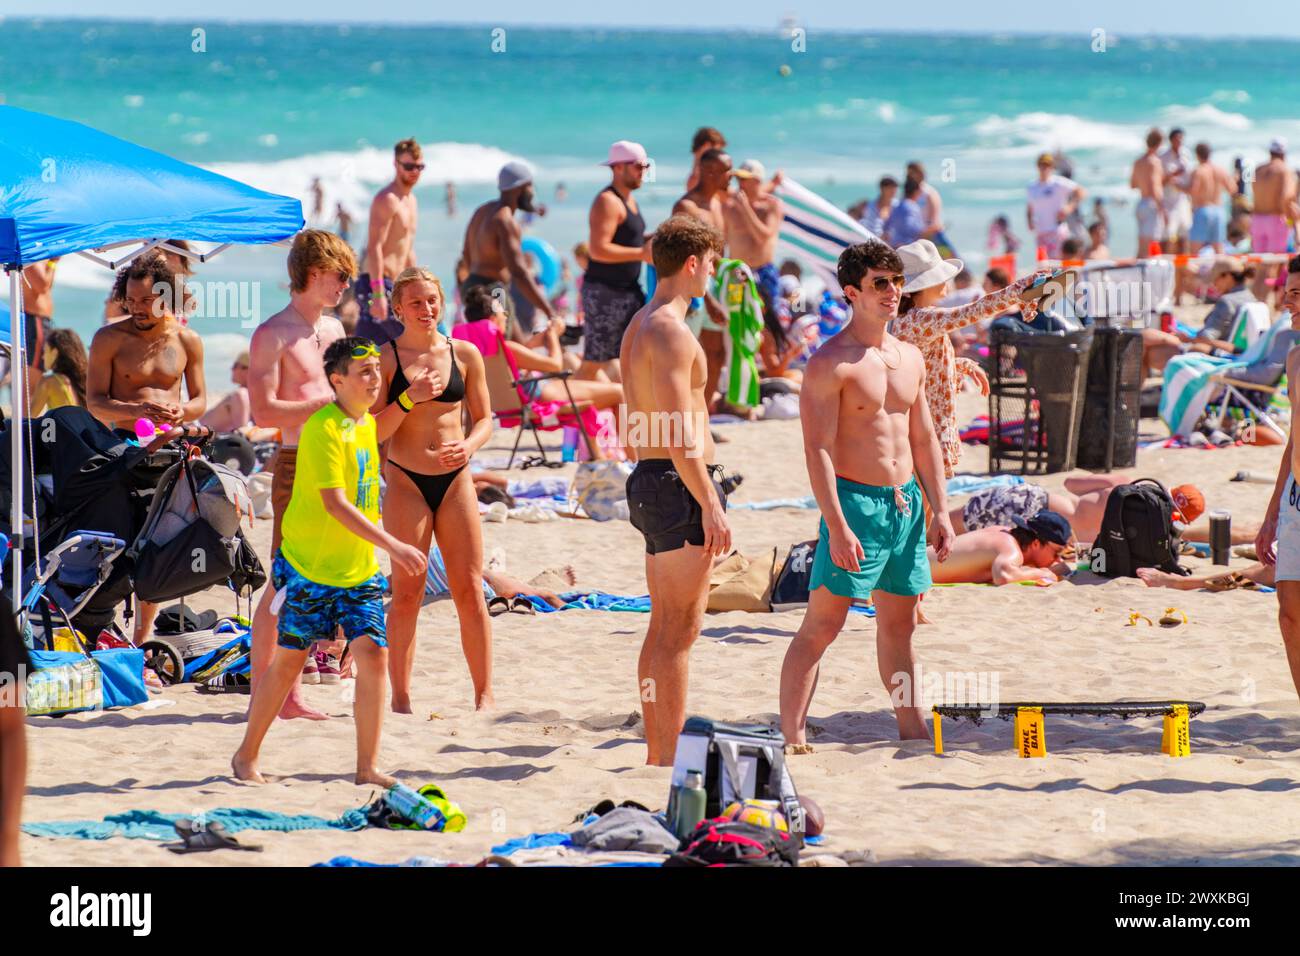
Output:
[626, 458, 728, 555]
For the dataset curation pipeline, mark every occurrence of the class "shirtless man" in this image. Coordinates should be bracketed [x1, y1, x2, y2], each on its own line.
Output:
[927, 511, 1072, 587]
[1131, 129, 1166, 257]
[88, 251, 207, 644]
[724, 159, 785, 314]
[1188, 142, 1237, 254]
[356, 138, 423, 346]
[1250, 139, 1299, 302]
[246, 230, 435, 720]
[673, 149, 732, 412]
[461, 161, 555, 338]
[1256, 256, 1300, 701]
[620, 214, 731, 766]
[779, 240, 954, 747]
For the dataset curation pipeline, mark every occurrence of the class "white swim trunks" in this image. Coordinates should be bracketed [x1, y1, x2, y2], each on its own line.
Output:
[1275, 473, 1300, 582]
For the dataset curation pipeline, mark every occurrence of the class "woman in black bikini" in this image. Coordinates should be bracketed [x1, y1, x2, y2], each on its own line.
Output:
[375, 267, 495, 713]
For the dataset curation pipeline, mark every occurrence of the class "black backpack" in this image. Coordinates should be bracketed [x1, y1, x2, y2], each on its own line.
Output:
[1093, 478, 1189, 578]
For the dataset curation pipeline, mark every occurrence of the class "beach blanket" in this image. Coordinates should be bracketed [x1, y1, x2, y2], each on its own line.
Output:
[945, 474, 1026, 496]
[712, 258, 764, 408]
[775, 177, 877, 293]
[729, 496, 818, 511]
[512, 590, 873, 616]
[22, 806, 369, 841]
[315, 856, 450, 867]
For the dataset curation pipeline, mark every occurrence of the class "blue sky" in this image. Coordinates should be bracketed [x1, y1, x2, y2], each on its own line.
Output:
[6, 0, 1300, 37]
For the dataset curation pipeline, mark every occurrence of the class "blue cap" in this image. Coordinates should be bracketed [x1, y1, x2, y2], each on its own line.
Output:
[1012, 509, 1072, 546]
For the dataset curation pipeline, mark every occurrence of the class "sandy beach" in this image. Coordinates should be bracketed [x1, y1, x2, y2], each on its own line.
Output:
[16, 379, 1300, 868]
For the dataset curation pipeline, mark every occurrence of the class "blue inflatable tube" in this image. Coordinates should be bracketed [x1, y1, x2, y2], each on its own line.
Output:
[521, 236, 562, 293]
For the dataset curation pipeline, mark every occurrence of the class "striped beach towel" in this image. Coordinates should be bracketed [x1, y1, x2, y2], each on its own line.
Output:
[1159, 313, 1291, 437]
[774, 177, 878, 292]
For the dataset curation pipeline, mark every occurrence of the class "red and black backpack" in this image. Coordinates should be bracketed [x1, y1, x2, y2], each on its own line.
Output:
[663, 818, 800, 868]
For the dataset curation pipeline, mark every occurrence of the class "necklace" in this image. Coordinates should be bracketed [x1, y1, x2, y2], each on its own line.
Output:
[848, 324, 901, 370]
[288, 302, 322, 348]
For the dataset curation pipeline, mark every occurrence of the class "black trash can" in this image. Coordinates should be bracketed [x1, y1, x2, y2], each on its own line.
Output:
[1076, 327, 1144, 471]
[988, 327, 1093, 475]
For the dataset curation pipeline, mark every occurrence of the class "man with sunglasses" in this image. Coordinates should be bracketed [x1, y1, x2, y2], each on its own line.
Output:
[248, 230, 436, 720]
[579, 141, 650, 381]
[356, 138, 424, 347]
[780, 240, 953, 748]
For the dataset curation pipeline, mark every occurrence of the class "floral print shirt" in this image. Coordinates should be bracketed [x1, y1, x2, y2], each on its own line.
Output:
[892, 277, 1036, 477]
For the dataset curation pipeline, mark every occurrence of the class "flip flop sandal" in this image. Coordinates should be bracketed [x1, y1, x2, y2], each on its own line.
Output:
[1159, 607, 1189, 627]
[784, 743, 815, 755]
[508, 597, 537, 615]
[1124, 611, 1154, 627]
[166, 819, 263, 854]
[486, 596, 511, 617]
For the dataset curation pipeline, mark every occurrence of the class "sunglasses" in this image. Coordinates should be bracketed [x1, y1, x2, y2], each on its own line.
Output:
[400, 162, 426, 172]
[869, 274, 905, 293]
[349, 342, 381, 360]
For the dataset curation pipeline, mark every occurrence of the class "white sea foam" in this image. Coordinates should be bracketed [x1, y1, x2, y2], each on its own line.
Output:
[1159, 103, 1252, 131]
[208, 142, 526, 225]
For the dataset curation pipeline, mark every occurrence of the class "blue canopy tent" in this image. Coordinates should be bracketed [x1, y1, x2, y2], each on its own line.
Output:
[1, 104, 303, 607]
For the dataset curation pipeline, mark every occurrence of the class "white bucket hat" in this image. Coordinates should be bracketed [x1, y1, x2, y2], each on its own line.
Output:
[897, 239, 963, 294]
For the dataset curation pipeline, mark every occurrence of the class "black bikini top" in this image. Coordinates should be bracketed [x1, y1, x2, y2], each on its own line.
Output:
[388, 339, 465, 406]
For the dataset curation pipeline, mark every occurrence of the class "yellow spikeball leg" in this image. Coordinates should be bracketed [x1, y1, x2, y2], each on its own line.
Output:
[1014, 707, 1047, 757]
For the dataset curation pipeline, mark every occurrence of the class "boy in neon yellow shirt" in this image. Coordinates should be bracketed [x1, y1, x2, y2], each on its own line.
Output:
[233, 337, 426, 786]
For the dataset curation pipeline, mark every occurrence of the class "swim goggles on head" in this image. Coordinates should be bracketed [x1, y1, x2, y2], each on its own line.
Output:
[349, 342, 380, 359]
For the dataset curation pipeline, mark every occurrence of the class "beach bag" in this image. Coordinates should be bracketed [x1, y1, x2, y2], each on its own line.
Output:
[670, 717, 804, 841]
[664, 819, 799, 867]
[26, 647, 147, 715]
[707, 548, 777, 613]
[1093, 478, 1188, 579]
[770, 539, 818, 611]
[571, 460, 632, 521]
[130, 454, 261, 602]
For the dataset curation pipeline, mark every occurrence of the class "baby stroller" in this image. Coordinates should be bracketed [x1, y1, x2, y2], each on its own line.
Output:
[2, 409, 261, 679]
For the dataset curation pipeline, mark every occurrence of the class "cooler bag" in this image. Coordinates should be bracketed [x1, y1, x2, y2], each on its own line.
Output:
[670, 716, 804, 840]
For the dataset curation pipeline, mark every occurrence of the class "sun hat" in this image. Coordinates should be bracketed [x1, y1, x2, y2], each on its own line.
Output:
[498, 160, 534, 192]
[1170, 485, 1206, 524]
[602, 141, 648, 167]
[1209, 256, 1245, 282]
[1012, 510, 1072, 547]
[733, 159, 766, 180]
[897, 239, 964, 294]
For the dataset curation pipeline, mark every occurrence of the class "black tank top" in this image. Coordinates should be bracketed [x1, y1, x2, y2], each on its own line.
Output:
[584, 186, 645, 291]
[387, 340, 465, 406]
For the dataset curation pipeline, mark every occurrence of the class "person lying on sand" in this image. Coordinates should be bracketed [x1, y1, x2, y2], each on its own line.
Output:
[928, 510, 1073, 586]
[949, 475, 1251, 546]
[424, 544, 578, 610]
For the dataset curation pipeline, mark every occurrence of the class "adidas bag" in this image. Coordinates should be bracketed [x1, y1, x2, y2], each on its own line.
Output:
[670, 717, 804, 841]
[1093, 478, 1189, 578]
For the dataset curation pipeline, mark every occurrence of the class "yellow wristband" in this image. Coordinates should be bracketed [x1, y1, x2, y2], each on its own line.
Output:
[396, 391, 415, 412]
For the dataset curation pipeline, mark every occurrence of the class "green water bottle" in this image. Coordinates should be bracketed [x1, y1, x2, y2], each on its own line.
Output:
[673, 770, 707, 840]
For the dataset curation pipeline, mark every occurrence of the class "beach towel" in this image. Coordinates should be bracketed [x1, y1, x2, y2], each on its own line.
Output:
[490, 831, 573, 856]
[712, 258, 764, 408]
[728, 496, 818, 511]
[519, 591, 652, 613]
[774, 177, 878, 293]
[22, 806, 369, 841]
[945, 474, 1026, 497]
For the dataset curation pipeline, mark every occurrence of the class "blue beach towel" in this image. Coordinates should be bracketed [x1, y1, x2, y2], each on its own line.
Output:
[521, 591, 652, 613]
[23, 806, 369, 841]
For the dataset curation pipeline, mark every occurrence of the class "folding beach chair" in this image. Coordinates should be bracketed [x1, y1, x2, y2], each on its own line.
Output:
[1159, 312, 1294, 439]
[452, 319, 598, 469]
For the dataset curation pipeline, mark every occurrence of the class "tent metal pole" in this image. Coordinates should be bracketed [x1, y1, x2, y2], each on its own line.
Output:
[8, 266, 24, 613]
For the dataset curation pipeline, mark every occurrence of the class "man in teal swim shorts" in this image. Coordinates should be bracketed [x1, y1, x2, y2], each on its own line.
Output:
[779, 239, 954, 747]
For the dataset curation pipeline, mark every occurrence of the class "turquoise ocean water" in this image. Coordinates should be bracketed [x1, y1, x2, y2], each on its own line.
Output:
[3, 18, 1298, 385]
